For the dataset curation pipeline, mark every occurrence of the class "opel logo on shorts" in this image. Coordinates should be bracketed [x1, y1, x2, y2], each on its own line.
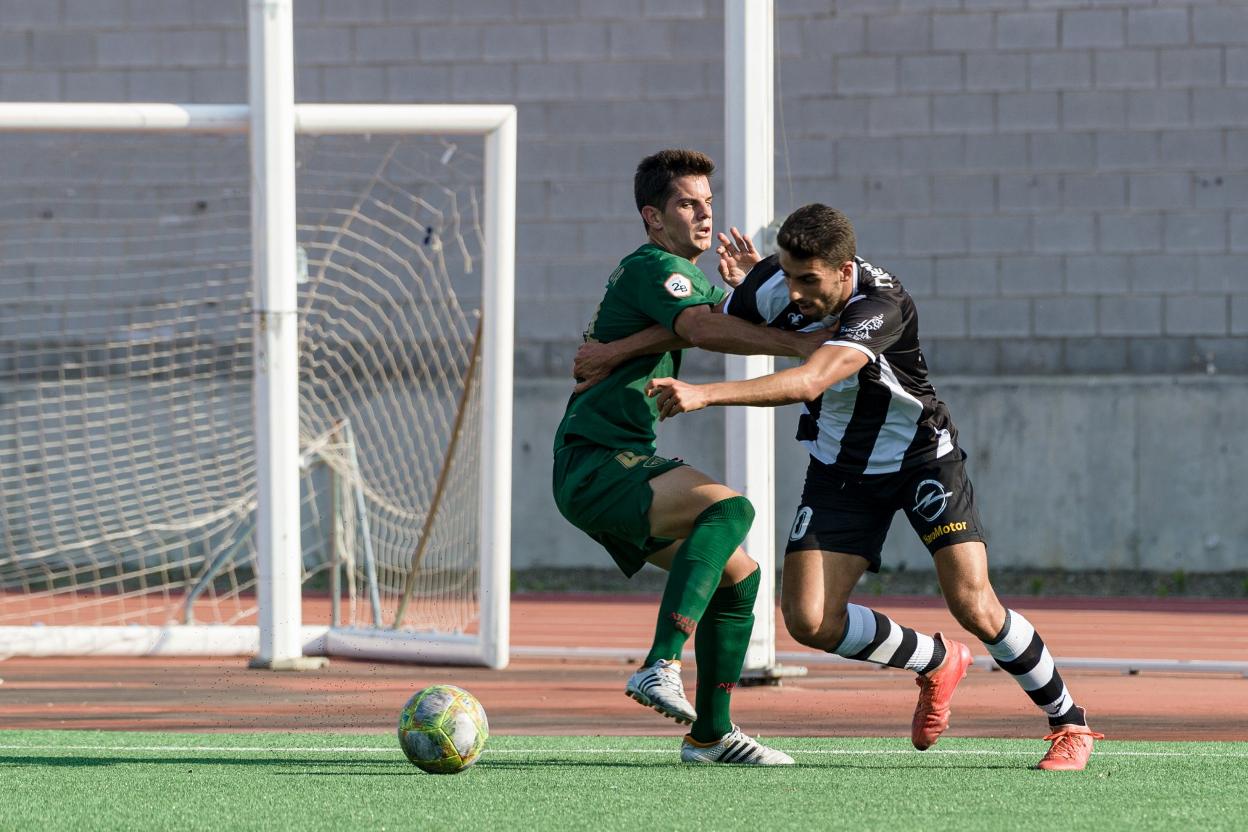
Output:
[913, 479, 953, 522]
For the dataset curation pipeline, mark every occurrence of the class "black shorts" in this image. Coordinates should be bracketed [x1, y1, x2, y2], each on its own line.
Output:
[784, 450, 986, 572]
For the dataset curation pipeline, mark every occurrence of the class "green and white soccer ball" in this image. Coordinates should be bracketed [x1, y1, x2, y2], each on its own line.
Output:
[397, 684, 489, 774]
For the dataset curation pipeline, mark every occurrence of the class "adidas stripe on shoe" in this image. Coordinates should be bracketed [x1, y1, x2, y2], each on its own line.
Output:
[681, 726, 794, 766]
[625, 658, 697, 725]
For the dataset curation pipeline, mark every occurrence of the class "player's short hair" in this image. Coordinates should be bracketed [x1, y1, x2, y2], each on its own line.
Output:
[777, 204, 856, 266]
[634, 149, 715, 228]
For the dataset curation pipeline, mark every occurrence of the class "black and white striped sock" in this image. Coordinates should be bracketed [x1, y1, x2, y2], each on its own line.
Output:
[983, 609, 1084, 727]
[831, 604, 945, 674]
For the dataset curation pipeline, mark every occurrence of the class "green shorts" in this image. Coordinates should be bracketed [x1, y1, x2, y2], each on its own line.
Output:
[552, 442, 687, 577]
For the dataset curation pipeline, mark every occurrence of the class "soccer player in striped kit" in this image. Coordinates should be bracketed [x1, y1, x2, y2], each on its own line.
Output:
[591, 204, 1102, 770]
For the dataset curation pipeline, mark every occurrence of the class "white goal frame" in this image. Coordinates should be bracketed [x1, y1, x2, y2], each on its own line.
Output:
[0, 3, 514, 670]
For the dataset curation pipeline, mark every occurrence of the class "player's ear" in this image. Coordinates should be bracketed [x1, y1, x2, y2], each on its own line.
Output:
[641, 204, 662, 231]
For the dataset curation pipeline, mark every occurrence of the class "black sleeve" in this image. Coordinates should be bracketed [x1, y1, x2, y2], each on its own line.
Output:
[723, 254, 780, 325]
[823, 296, 905, 360]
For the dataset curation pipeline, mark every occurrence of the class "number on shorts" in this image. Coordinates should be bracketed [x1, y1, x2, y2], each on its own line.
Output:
[789, 506, 813, 541]
[614, 451, 646, 469]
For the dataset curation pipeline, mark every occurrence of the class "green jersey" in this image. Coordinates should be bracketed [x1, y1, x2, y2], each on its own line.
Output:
[554, 243, 726, 453]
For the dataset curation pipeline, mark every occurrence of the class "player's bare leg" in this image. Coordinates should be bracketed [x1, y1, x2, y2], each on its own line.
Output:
[645, 465, 742, 542]
[780, 548, 867, 652]
[931, 541, 1007, 641]
[934, 541, 1101, 770]
[781, 548, 972, 749]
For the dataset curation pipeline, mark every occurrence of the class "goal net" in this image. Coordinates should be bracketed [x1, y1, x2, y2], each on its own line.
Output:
[0, 106, 514, 667]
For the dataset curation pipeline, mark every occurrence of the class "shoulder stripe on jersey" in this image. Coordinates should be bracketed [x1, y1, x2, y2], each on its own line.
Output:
[822, 340, 876, 361]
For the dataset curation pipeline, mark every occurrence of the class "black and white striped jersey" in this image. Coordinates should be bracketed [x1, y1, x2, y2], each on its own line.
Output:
[724, 254, 959, 475]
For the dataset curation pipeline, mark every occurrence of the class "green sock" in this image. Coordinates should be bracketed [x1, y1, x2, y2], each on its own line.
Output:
[644, 496, 754, 667]
[690, 566, 760, 744]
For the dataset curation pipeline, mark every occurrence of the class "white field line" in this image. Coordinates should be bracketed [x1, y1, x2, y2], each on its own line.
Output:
[0, 743, 1246, 759]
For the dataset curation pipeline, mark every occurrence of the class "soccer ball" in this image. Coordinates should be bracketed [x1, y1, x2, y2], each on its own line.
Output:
[397, 684, 489, 774]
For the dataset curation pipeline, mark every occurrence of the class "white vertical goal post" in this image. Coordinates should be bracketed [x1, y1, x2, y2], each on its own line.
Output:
[724, 0, 804, 684]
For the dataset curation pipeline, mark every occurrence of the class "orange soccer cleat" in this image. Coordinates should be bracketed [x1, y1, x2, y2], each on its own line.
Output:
[1037, 714, 1104, 771]
[911, 633, 973, 750]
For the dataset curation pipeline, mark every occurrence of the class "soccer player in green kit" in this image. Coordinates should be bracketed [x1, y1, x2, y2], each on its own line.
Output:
[553, 149, 819, 765]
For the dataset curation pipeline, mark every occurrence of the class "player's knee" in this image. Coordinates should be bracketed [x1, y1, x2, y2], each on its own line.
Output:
[717, 494, 755, 527]
[698, 494, 754, 539]
[782, 602, 840, 649]
[783, 616, 823, 648]
[782, 610, 820, 646]
[946, 588, 1001, 639]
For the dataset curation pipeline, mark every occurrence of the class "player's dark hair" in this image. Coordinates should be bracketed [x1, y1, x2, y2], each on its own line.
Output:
[634, 149, 715, 229]
[777, 203, 856, 266]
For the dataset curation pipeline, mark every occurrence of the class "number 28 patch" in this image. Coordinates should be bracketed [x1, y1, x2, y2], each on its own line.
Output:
[664, 273, 692, 298]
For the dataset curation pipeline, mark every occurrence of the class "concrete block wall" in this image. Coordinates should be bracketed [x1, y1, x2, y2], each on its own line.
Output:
[2, 1, 1246, 571]
[3, 1, 1243, 377]
[516, 376, 1248, 572]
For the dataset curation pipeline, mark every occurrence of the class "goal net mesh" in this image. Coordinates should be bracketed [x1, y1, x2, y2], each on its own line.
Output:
[0, 131, 485, 638]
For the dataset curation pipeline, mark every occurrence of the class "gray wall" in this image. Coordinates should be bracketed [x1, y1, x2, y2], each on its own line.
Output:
[518, 375, 1248, 572]
[3, 0, 1246, 570]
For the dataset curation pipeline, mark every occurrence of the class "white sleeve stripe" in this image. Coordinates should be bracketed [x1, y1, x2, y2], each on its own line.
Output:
[722, 292, 733, 314]
[822, 340, 876, 361]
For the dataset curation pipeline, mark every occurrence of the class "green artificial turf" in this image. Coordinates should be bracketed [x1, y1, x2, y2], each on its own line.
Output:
[2, 731, 1245, 831]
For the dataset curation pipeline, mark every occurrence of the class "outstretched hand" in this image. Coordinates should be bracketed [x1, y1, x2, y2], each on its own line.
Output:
[646, 377, 710, 420]
[716, 227, 761, 287]
[572, 340, 620, 392]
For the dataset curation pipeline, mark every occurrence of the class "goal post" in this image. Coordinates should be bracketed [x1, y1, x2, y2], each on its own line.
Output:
[0, 101, 515, 669]
[724, 0, 799, 684]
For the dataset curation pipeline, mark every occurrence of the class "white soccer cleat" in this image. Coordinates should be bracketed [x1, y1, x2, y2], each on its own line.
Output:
[681, 725, 795, 765]
[624, 658, 697, 725]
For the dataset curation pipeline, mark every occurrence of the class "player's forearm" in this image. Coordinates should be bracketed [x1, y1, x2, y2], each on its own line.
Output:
[702, 365, 825, 407]
[608, 324, 689, 360]
[682, 314, 808, 358]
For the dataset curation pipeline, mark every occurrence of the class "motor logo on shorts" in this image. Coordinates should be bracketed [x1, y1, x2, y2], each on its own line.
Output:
[912, 479, 953, 522]
[922, 521, 967, 545]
